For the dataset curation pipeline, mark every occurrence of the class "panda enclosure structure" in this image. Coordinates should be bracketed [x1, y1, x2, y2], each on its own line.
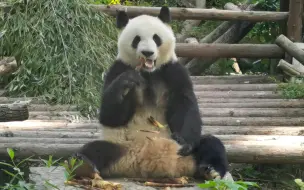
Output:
[0, 0, 304, 172]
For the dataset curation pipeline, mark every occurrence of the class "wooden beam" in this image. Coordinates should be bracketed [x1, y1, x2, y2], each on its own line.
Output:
[1, 140, 304, 163]
[277, 59, 304, 76]
[280, 0, 289, 35]
[287, 0, 303, 42]
[175, 43, 284, 58]
[275, 34, 304, 64]
[90, 5, 289, 22]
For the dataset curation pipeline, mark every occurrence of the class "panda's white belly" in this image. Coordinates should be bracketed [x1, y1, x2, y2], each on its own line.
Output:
[102, 78, 171, 144]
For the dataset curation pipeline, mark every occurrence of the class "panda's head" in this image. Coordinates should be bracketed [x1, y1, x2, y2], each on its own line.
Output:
[116, 6, 177, 72]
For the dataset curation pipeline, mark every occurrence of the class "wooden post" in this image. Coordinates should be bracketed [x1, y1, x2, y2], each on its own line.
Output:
[280, 0, 289, 35]
[287, 0, 303, 42]
[285, 0, 303, 63]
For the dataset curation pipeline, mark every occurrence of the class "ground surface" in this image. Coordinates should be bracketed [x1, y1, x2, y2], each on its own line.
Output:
[29, 166, 234, 190]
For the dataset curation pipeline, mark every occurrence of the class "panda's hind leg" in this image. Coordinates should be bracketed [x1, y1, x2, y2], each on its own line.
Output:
[194, 134, 229, 180]
[68, 140, 126, 190]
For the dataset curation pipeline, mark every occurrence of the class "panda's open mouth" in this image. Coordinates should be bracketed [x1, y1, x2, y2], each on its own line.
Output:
[139, 57, 156, 71]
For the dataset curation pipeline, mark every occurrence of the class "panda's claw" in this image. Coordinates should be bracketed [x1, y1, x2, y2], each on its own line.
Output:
[199, 164, 221, 180]
[177, 144, 193, 156]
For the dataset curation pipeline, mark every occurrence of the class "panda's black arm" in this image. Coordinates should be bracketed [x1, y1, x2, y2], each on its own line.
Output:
[98, 60, 139, 127]
[162, 62, 203, 146]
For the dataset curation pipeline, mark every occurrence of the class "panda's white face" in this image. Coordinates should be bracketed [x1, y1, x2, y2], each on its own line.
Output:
[116, 7, 177, 72]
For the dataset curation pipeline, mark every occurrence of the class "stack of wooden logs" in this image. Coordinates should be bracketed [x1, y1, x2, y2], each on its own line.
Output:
[275, 35, 304, 76]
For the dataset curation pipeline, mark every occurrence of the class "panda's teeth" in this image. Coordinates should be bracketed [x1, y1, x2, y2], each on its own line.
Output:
[145, 59, 154, 68]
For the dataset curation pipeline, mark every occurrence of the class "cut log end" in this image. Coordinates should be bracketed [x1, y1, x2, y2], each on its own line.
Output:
[0, 103, 29, 122]
[277, 59, 304, 76]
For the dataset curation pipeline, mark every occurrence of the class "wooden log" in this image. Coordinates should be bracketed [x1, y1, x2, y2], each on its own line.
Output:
[194, 84, 278, 91]
[199, 101, 304, 108]
[199, 108, 304, 117]
[29, 111, 81, 117]
[206, 126, 304, 136]
[216, 135, 304, 143]
[202, 117, 304, 126]
[185, 2, 257, 73]
[0, 130, 101, 138]
[287, 0, 303, 42]
[27, 104, 78, 111]
[225, 142, 304, 164]
[190, 75, 283, 84]
[0, 97, 45, 104]
[195, 91, 281, 99]
[178, 38, 199, 65]
[197, 98, 303, 103]
[90, 5, 290, 22]
[0, 125, 303, 136]
[175, 0, 205, 43]
[175, 43, 284, 58]
[1, 125, 303, 136]
[280, 0, 289, 35]
[197, 1, 250, 44]
[275, 34, 304, 64]
[277, 59, 304, 76]
[0, 121, 101, 130]
[0, 103, 29, 122]
[0, 57, 17, 76]
[0, 137, 92, 144]
[0, 90, 5, 97]
[1, 142, 304, 163]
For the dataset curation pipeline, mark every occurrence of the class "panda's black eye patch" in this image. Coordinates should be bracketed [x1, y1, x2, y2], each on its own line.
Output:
[132, 35, 141, 49]
[153, 34, 162, 47]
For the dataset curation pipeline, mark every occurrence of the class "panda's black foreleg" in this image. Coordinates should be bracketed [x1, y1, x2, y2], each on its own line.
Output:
[99, 62, 145, 127]
[161, 62, 202, 148]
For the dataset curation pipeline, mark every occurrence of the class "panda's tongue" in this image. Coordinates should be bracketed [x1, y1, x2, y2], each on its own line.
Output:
[144, 59, 154, 69]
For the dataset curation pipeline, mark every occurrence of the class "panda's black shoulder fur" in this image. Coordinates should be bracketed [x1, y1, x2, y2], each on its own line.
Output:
[99, 59, 203, 146]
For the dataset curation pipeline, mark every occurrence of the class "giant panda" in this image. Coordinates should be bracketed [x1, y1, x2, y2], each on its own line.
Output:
[72, 6, 229, 188]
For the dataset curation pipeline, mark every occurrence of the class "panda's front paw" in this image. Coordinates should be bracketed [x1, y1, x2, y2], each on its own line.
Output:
[177, 144, 193, 156]
[171, 132, 186, 145]
[120, 70, 145, 86]
[114, 70, 145, 99]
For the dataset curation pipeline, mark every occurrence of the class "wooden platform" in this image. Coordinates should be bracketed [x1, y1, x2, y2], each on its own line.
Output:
[0, 75, 304, 164]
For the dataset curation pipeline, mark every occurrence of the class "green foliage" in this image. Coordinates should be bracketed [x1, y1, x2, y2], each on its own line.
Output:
[206, 0, 242, 8]
[278, 82, 304, 99]
[245, 0, 280, 44]
[0, 0, 118, 117]
[0, 148, 35, 189]
[60, 157, 84, 182]
[198, 179, 259, 190]
[88, 0, 120, 5]
[295, 179, 304, 190]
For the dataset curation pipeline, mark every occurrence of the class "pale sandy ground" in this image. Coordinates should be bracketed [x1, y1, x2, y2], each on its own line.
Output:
[30, 166, 234, 190]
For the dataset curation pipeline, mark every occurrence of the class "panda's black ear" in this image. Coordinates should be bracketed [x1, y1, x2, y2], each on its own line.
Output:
[158, 6, 171, 23]
[116, 11, 129, 29]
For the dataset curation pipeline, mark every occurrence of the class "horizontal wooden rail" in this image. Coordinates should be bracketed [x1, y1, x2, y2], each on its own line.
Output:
[1, 140, 304, 163]
[175, 43, 284, 58]
[90, 5, 290, 22]
[0, 4, 297, 22]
